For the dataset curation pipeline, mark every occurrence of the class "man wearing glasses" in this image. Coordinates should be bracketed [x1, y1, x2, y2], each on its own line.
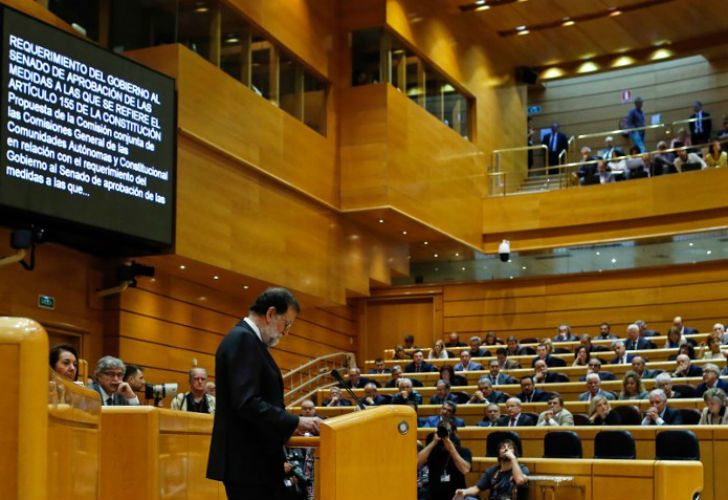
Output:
[89, 356, 140, 406]
[207, 287, 321, 500]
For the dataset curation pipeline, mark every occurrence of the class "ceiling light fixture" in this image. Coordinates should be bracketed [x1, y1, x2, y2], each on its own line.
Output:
[562, 18, 575, 26]
[179, 265, 186, 270]
[402, 230, 408, 235]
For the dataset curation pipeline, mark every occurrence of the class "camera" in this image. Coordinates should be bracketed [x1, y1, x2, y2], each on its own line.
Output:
[498, 239, 511, 262]
[436, 423, 450, 439]
[145, 382, 178, 400]
[285, 448, 312, 488]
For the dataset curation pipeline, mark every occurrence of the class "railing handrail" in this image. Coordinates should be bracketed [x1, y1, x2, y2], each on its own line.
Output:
[576, 123, 665, 141]
[283, 352, 355, 381]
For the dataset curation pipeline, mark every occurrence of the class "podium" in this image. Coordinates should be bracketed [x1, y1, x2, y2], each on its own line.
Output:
[290, 405, 417, 500]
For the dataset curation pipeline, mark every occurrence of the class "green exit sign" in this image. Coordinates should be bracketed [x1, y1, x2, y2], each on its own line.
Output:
[38, 295, 55, 310]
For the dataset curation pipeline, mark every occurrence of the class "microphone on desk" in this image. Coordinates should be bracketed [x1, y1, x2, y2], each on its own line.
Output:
[329, 369, 366, 410]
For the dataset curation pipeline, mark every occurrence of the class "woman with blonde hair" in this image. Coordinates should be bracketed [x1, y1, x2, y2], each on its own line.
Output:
[428, 339, 450, 359]
[705, 140, 727, 168]
[619, 371, 648, 400]
[589, 395, 622, 425]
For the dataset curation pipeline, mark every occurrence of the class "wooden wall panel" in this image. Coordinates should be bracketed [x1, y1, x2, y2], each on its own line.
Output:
[363, 297, 435, 361]
[364, 260, 728, 345]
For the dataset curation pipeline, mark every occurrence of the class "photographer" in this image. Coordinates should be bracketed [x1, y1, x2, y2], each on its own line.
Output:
[171, 367, 215, 414]
[453, 439, 528, 500]
[417, 422, 472, 500]
[282, 447, 313, 500]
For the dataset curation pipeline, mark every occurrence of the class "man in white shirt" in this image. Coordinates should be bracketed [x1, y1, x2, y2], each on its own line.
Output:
[673, 148, 707, 172]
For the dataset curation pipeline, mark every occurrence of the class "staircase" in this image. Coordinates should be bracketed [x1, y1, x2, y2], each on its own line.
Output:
[283, 352, 357, 408]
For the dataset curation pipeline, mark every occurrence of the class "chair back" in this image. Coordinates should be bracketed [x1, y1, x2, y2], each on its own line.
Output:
[544, 431, 583, 458]
[673, 384, 697, 398]
[613, 404, 642, 425]
[594, 430, 636, 459]
[656, 430, 700, 460]
[678, 408, 701, 425]
[486, 431, 523, 457]
[572, 413, 591, 426]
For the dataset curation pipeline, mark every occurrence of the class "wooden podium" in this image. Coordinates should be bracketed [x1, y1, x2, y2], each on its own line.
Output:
[290, 405, 417, 500]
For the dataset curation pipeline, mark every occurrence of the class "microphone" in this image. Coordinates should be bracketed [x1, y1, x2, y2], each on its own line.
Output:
[330, 369, 366, 410]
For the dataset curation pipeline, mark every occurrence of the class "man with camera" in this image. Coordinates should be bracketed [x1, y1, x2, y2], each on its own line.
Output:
[453, 439, 528, 500]
[417, 421, 472, 500]
[172, 367, 216, 413]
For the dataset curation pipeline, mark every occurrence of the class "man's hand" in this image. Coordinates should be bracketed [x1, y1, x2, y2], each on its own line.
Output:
[452, 490, 466, 500]
[283, 462, 293, 474]
[296, 416, 322, 435]
[116, 381, 136, 400]
[400, 390, 410, 399]
[646, 407, 658, 422]
[503, 449, 517, 462]
[543, 410, 553, 423]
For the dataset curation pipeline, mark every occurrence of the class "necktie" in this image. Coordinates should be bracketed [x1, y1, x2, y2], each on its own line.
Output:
[510, 417, 516, 427]
[551, 133, 557, 151]
[106, 397, 113, 406]
[696, 112, 702, 133]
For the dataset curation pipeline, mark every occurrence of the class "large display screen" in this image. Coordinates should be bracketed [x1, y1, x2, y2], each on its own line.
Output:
[0, 7, 175, 247]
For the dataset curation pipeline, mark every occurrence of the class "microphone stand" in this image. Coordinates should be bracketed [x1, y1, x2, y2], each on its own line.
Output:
[330, 369, 366, 410]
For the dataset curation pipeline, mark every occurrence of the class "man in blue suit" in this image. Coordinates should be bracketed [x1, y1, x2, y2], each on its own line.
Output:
[610, 340, 634, 364]
[696, 364, 728, 397]
[673, 316, 699, 335]
[421, 401, 465, 428]
[624, 324, 654, 351]
[454, 350, 484, 372]
[641, 389, 683, 425]
[553, 323, 577, 343]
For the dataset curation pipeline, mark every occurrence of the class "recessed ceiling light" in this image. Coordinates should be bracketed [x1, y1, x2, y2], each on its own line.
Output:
[424, 241, 429, 245]
[213, 275, 220, 280]
[243, 285, 249, 290]
[434, 253, 439, 258]
[378, 218, 384, 223]
[689, 242, 694, 247]
[179, 265, 186, 270]
[461, 267, 467, 271]
[707, 250, 712, 255]
[611, 258, 617, 263]
[402, 230, 408, 235]
[516, 25, 527, 31]
[596, 251, 600, 256]
[517, 29, 530, 36]
[522, 266, 527, 270]
[455, 252, 460, 257]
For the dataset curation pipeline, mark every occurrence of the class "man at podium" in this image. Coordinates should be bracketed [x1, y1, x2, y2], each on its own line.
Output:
[207, 288, 322, 499]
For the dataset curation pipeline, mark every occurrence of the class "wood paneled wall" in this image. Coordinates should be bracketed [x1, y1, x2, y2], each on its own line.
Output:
[530, 51, 728, 152]
[362, 260, 728, 353]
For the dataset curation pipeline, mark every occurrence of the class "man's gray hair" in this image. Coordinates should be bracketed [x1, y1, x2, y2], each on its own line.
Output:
[703, 363, 721, 376]
[364, 382, 378, 390]
[189, 366, 208, 382]
[478, 376, 493, 386]
[585, 372, 601, 383]
[626, 324, 640, 334]
[398, 377, 413, 389]
[612, 340, 625, 349]
[94, 355, 125, 376]
[655, 372, 672, 385]
[648, 388, 667, 401]
[506, 397, 522, 407]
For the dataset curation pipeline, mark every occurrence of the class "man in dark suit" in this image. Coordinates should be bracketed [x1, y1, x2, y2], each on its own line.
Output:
[610, 340, 634, 364]
[361, 382, 389, 406]
[467, 377, 508, 405]
[625, 324, 654, 351]
[88, 356, 140, 406]
[553, 323, 577, 343]
[478, 403, 501, 427]
[515, 375, 551, 403]
[207, 288, 321, 500]
[580, 359, 616, 381]
[445, 331, 467, 348]
[533, 360, 567, 384]
[631, 356, 660, 379]
[421, 402, 466, 428]
[531, 343, 564, 368]
[672, 354, 703, 378]
[468, 336, 490, 358]
[498, 397, 536, 427]
[695, 364, 728, 397]
[673, 316, 699, 335]
[641, 389, 683, 425]
[542, 122, 568, 174]
[635, 320, 659, 338]
[404, 349, 436, 373]
[367, 358, 391, 375]
[485, 359, 517, 386]
[689, 101, 712, 145]
[322, 386, 353, 407]
[340, 367, 377, 389]
[429, 380, 460, 405]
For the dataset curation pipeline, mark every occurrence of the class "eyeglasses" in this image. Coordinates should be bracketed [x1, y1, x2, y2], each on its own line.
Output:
[276, 315, 293, 333]
[100, 370, 123, 379]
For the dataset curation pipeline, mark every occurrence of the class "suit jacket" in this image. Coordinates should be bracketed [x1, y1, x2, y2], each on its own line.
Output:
[478, 419, 499, 427]
[542, 132, 568, 155]
[368, 368, 391, 374]
[516, 389, 551, 403]
[362, 394, 389, 406]
[454, 361, 484, 371]
[578, 389, 616, 402]
[643, 406, 683, 426]
[553, 334, 578, 343]
[498, 413, 536, 427]
[696, 379, 728, 397]
[625, 337, 653, 351]
[340, 377, 378, 389]
[673, 365, 703, 378]
[579, 371, 616, 382]
[421, 415, 466, 428]
[88, 382, 134, 406]
[469, 390, 509, 405]
[322, 398, 352, 407]
[610, 354, 635, 365]
[470, 348, 490, 358]
[689, 111, 712, 143]
[404, 361, 436, 373]
[536, 372, 567, 384]
[537, 408, 574, 426]
[429, 393, 460, 405]
[641, 369, 660, 379]
[207, 319, 299, 486]
[681, 326, 699, 335]
[485, 373, 517, 386]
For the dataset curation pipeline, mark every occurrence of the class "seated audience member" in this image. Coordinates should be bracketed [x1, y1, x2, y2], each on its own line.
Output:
[392, 378, 423, 406]
[405, 350, 437, 373]
[665, 326, 687, 349]
[369, 358, 391, 375]
[393, 345, 408, 360]
[701, 335, 724, 360]
[454, 350, 484, 372]
[619, 371, 648, 400]
[581, 333, 608, 352]
[404, 334, 417, 351]
[421, 401, 466, 429]
[205, 381, 216, 397]
[123, 364, 146, 393]
[322, 386, 352, 407]
[579, 358, 615, 381]
[534, 359, 565, 383]
[418, 423, 472, 500]
[478, 403, 501, 427]
[362, 382, 388, 406]
[635, 320, 658, 337]
[594, 159, 616, 184]
[719, 116, 728, 145]
[715, 323, 728, 345]
[674, 315, 698, 335]
[299, 399, 324, 419]
[516, 375, 550, 403]
[672, 354, 703, 378]
[641, 389, 683, 425]
[341, 367, 376, 389]
[496, 348, 521, 370]
[589, 395, 621, 425]
[486, 359, 517, 386]
[699, 388, 728, 425]
[439, 364, 467, 387]
[611, 340, 632, 364]
[705, 140, 727, 168]
[579, 373, 616, 401]
[49, 344, 79, 382]
[599, 135, 625, 162]
[631, 356, 659, 379]
[577, 146, 598, 184]
[655, 372, 681, 399]
[172, 367, 215, 414]
[430, 380, 459, 405]
[652, 141, 676, 175]
[483, 331, 501, 347]
[670, 129, 692, 149]
[553, 324, 577, 343]
[385, 365, 403, 388]
[499, 397, 536, 427]
[89, 356, 140, 406]
[505, 336, 527, 357]
[696, 364, 728, 397]
[453, 439, 528, 500]
[537, 395, 574, 426]
[597, 322, 618, 340]
[625, 323, 653, 350]
[445, 332, 467, 348]
[467, 377, 508, 405]
[468, 336, 489, 358]
[428, 339, 450, 360]
[531, 343, 557, 368]
[672, 146, 708, 172]
[623, 145, 650, 178]
[572, 346, 591, 367]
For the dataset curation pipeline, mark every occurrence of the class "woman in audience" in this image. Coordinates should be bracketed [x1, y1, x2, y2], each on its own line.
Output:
[572, 346, 591, 367]
[393, 345, 408, 360]
[699, 388, 728, 425]
[438, 364, 467, 387]
[701, 335, 724, 361]
[665, 327, 686, 349]
[623, 145, 650, 178]
[49, 344, 79, 382]
[428, 339, 450, 360]
[483, 331, 500, 347]
[589, 395, 622, 425]
[705, 140, 727, 168]
[619, 371, 648, 400]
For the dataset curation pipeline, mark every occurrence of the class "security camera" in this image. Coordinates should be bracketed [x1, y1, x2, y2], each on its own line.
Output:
[498, 239, 511, 263]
